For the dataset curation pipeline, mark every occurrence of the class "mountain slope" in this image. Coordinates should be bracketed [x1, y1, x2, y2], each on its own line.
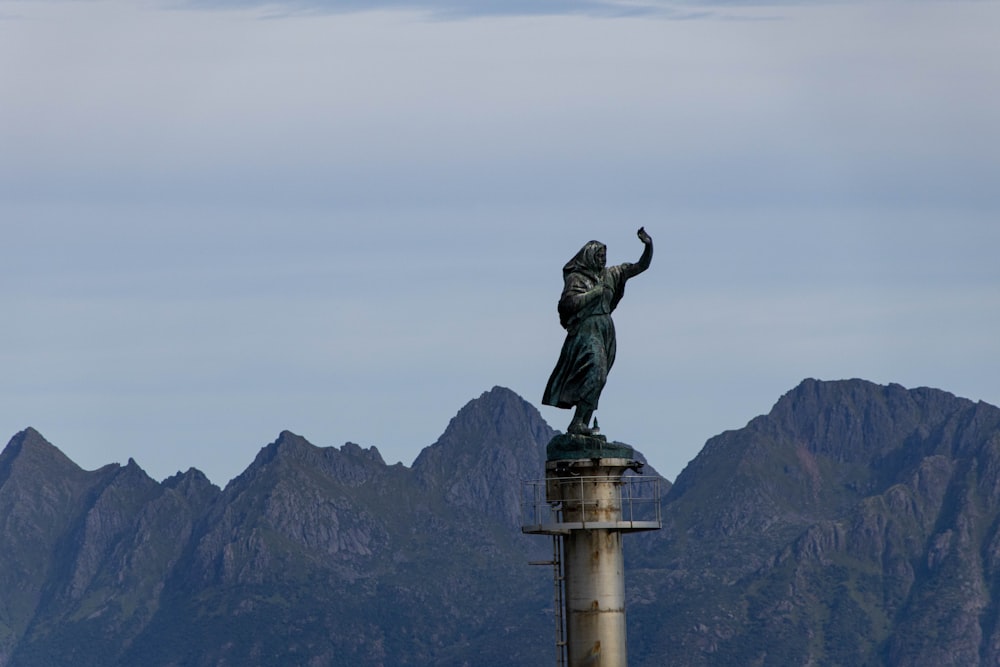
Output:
[1, 428, 220, 666]
[0, 388, 554, 666]
[3, 380, 1000, 666]
[412, 385, 556, 529]
[628, 378, 1000, 666]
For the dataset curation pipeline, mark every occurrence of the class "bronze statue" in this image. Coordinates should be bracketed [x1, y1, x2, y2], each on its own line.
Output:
[543, 228, 653, 436]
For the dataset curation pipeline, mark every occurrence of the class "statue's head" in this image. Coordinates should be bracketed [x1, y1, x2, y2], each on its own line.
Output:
[565, 240, 607, 277]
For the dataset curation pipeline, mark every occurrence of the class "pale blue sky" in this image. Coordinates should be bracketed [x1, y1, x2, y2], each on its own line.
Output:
[2, 0, 998, 486]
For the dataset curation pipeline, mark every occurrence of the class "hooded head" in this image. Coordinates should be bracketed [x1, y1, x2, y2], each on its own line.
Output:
[563, 240, 607, 280]
[557, 240, 608, 329]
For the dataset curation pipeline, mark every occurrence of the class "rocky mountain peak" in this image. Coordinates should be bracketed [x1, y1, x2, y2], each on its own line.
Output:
[162, 467, 220, 509]
[762, 378, 971, 463]
[412, 386, 555, 528]
[338, 441, 386, 466]
[415, 386, 554, 462]
[163, 466, 214, 490]
[233, 430, 326, 489]
[0, 428, 84, 484]
[664, 379, 998, 552]
[255, 429, 312, 464]
[244, 430, 385, 477]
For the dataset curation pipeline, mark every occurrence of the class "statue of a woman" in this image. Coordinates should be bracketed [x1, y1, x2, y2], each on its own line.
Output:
[542, 228, 653, 435]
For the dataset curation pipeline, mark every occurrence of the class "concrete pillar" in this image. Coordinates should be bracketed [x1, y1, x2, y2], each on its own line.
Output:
[547, 458, 631, 667]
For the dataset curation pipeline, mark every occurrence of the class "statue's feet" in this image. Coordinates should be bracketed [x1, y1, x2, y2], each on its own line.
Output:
[568, 422, 593, 436]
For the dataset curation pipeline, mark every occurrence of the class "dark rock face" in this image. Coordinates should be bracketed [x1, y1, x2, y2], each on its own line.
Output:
[412, 386, 555, 529]
[0, 428, 220, 666]
[628, 378, 1000, 666]
[0, 388, 555, 667]
[2, 380, 1000, 666]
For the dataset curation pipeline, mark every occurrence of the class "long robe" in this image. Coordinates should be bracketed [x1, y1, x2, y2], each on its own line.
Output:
[542, 259, 633, 411]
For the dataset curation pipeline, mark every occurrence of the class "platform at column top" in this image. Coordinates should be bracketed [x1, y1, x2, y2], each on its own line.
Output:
[546, 433, 635, 461]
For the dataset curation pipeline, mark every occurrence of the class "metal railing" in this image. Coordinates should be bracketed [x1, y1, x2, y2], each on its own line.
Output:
[520, 474, 663, 534]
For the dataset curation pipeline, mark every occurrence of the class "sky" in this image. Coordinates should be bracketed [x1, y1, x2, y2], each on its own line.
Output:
[2, 0, 998, 488]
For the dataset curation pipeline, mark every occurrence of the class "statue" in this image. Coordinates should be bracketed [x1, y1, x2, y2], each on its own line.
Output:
[543, 228, 653, 436]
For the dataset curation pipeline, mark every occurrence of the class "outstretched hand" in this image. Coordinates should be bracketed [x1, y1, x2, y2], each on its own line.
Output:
[637, 227, 652, 245]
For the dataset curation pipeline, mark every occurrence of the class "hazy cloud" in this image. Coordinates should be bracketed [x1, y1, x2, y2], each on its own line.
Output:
[175, 0, 666, 18]
[170, 0, 981, 20]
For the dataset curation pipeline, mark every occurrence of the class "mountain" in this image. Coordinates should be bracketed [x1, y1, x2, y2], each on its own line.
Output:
[0, 427, 219, 665]
[627, 378, 1000, 666]
[0, 387, 555, 667]
[2, 379, 1000, 665]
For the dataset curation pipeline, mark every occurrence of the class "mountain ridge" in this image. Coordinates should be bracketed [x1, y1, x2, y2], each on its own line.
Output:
[3, 378, 1000, 665]
[628, 377, 1000, 665]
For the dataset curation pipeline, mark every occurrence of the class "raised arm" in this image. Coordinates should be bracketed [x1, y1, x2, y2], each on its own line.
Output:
[625, 227, 653, 278]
